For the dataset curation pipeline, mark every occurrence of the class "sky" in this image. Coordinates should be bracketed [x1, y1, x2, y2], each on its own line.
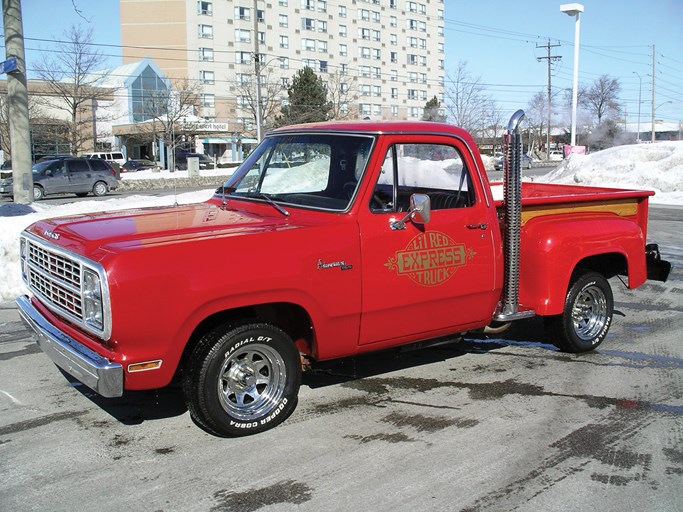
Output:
[3, 0, 683, 127]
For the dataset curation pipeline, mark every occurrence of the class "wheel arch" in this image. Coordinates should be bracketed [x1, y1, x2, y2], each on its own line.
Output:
[177, 302, 315, 378]
[520, 214, 645, 315]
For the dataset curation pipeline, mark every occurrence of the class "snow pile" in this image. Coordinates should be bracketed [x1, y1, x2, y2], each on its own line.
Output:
[537, 141, 683, 205]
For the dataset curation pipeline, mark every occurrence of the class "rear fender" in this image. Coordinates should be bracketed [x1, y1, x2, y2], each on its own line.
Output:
[519, 215, 646, 315]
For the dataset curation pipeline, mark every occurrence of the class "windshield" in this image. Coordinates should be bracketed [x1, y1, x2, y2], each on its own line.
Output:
[220, 133, 374, 211]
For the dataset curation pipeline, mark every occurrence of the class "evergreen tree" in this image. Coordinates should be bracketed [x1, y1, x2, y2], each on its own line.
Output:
[276, 67, 331, 127]
[422, 96, 447, 122]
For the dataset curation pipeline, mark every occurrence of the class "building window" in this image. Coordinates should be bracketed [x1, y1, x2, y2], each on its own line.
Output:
[280, 35, 289, 48]
[317, 0, 327, 12]
[302, 18, 315, 30]
[281, 77, 289, 90]
[339, 43, 347, 56]
[372, 67, 381, 79]
[360, 84, 371, 97]
[419, 38, 427, 50]
[279, 0, 287, 5]
[339, 25, 347, 37]
[201, 93, 215, 108]
[360, 103, 371, 116]
[198, 24, 213, 39]
[372, 85, 381, 97]
[279, 14, 288, 27]
[390, 52, 397, 64]
[359, 47, 370, 59]
[391, 105, 398, 118]
[302, 0, 314, 10]
[371, 11, 380, 23]
[318, 40, 327, 53]
[390, 16, 397, 27]
[340, 63, 348, 75]
[237, 73, 251, 85]
[236, 51, 251, 64]
[257, 9, 264, 22]
[235, 28, 251, 43]
[359, 66, 371, 78]
[391, 88, 398, 99]
[319, 20, 327, 33]
[390, 0, 397, 8]
[199, 47, 214, 61]
[390, 34, 397, 46]
[438, 42, 444, 53]
[280, 57, 289, 69]
[407, 1, 417, 12]
[390, 70, 398, 81]
[372, 30, 380, 41]
[319, 60, 328, 73]
[197, 1, 212, 15]
[372, 48, 380, 60]
[339, 5, 346, 17]
[359, 28, 369, 40]
[302, 38, 315, 51]
[234, 6, 249, 20]
[372, 104, 381, 116]
[200, 70, 215, 85]
[358, 9, 369, 21]
[407, 54, 417, 65]
[407, 19, 417, 31]
[418, 21, 426, 32]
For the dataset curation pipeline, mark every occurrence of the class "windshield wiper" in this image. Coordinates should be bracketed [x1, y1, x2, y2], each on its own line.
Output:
[258, 193, 290, 217]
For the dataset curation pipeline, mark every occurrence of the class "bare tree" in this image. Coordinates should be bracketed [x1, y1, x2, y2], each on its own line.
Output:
[443, 60, 490, 136]
[233, 65, 285, 137]
[141, 78, 201, 169]
[581, 74, 621, 125]
[326, 72, 359, 121]
[32, 25, 112, 155]
[526, 91, 550, 154]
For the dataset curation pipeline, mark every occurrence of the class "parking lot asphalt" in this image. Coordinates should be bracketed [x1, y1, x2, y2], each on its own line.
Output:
[1, 205, 681, 512]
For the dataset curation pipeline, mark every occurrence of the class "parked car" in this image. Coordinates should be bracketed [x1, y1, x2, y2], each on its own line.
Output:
[81, 151, 126, 167]
[0, 157, 119, 200]
[494, 153, 532, 170]
[122, 159, 162, 172]
[0, 160, 10, 180]
[174, 152, 215, 171]
[549, 150, 564, 161]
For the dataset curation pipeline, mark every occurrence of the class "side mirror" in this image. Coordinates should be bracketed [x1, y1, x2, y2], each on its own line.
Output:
[390, 193, 431, 230]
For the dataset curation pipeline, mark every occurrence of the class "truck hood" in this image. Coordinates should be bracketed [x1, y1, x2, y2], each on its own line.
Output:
[25, 200, 296, 256]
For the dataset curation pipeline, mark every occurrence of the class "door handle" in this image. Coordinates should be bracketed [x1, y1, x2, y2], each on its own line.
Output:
[466, 223, 488, 230]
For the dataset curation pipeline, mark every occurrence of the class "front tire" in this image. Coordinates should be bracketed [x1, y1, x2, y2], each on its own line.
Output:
[183, 322, 301, 436]
[545, 271, 613, 352]
[33, 185, 44, 200]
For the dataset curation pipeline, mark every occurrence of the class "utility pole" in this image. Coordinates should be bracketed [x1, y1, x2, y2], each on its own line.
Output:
[2, 0, 32, 203]
[537, 40, 561, 160]
[651, 44, 656, 143]
[253, 0, 262, 141]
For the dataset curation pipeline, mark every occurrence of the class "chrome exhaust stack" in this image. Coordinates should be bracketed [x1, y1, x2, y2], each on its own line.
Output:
[495, 109, 535, 322]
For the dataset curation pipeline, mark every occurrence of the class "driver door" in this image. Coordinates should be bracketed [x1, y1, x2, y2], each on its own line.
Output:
[358, 136, 501, 346]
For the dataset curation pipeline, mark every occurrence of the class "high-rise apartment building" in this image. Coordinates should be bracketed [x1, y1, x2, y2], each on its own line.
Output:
[120, 0, 445, 136]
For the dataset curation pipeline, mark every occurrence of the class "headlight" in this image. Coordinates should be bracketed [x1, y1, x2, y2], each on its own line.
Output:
[83, 268, 104, 331]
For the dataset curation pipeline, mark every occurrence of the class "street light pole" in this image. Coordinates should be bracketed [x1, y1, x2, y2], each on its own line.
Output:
[560, 3, 584, 148]
[633, 72, 642, 142]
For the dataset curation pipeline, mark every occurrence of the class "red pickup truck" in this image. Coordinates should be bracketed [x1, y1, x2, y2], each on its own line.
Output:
[17, 112, 670, 436]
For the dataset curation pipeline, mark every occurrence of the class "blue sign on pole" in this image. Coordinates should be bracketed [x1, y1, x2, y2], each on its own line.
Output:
[1, 57, 18, 74]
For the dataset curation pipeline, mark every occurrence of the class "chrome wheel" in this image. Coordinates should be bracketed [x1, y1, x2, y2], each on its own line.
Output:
[93, 181, 108, 196]
[572, 284, 608, 341]
[218, 344, 287, 421]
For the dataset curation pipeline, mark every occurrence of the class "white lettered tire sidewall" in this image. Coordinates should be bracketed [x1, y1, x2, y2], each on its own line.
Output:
[184, 322, 301, 437]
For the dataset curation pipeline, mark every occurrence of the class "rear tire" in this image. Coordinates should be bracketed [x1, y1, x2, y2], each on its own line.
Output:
[33, 185, 44, 201]
[92, 181, 108, 196]
[545, 271, 613, 353]
[183, 321, 301, 436]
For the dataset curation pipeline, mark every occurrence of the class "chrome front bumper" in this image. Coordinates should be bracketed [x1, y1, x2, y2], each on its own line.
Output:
[16, 295, 123, 397]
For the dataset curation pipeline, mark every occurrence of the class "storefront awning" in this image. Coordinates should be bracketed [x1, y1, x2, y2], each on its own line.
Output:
[203, 137, 232, 144]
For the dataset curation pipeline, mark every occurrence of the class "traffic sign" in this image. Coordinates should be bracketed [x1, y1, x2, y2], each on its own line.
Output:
[1, 57, 18, 74]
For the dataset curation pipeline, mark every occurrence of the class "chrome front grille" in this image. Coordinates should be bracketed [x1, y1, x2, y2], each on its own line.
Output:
[25, 239, 84, 322]
[21, 232, 111, 339]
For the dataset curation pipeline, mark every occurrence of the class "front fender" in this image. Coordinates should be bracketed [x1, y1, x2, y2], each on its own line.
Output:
[519, 215, 646, 315]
